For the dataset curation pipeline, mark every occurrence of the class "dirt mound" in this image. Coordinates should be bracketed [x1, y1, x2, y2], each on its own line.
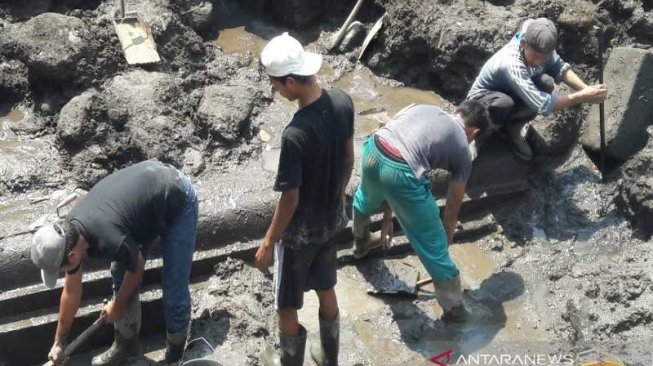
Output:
[188, 257, 277, 365]
[615, 136, 653, 240]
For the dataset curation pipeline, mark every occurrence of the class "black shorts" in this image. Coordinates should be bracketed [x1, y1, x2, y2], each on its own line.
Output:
[274, 242, 338, 310]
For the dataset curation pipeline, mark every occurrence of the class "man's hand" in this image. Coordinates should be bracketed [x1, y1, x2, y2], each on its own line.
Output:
[48, 341, 65, 365]
[255, 240, 275, 273]
[103, 299, 125, 323]
[579, 84, 608, 104]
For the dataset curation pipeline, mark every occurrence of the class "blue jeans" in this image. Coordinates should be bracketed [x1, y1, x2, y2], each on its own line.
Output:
[353, 137, 459, 281]
[111, 173, 198, 333]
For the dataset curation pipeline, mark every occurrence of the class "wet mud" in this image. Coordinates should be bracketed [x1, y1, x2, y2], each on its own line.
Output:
[0, 0, 651, 365]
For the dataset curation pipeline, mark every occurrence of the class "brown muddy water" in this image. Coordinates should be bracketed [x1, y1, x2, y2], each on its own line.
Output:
[0, 108, 25, 151]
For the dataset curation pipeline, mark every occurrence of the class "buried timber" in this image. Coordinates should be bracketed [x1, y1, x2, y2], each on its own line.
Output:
[0, 0, 651, 365]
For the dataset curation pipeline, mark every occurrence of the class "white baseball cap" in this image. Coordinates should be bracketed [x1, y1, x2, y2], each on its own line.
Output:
[31, 224, 66, 289]
[260, 32, 322, 77]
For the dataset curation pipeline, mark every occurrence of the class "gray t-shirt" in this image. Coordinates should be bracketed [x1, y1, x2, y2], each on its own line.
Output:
[376, 104, 472, 182]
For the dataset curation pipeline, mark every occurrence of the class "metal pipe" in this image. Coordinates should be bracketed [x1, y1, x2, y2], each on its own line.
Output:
[597, 28, 606, 181]
[120, 0, 125, 18]
[330, 0, 366, 51]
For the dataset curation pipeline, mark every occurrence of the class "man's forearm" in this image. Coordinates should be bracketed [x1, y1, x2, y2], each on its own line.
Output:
[264, 189, 299, 245]
[55, 274, 83, 344]
[443, 181, 466, 244]
[553, 92, 582, 112]
[562, 69, 588, 91]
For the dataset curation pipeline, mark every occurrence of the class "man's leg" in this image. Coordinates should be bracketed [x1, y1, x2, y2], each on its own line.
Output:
[261, 244, 313, 366]
[161, 177, 198, 363]
[352, 138, 387, 258]
[385, 177, 463, 318]
[309, 243, 339, 366]
[91, 262, 142, 366]
[507, 74, 556, 161]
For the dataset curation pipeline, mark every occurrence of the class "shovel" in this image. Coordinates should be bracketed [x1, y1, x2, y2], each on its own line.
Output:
[43, 302, 108, 366]
[112, 0, 161, 65]
[367, 258, 434, 296]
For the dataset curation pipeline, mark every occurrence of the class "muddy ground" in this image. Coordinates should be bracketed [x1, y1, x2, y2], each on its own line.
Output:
[0, 0, 652, 364]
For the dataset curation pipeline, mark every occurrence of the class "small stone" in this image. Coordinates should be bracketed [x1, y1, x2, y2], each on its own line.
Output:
[40, 103, 52, 115]
[259, 129, 271, 143]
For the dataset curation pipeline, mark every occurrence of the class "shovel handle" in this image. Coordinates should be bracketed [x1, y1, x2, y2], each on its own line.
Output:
[416, 277, 433, 288]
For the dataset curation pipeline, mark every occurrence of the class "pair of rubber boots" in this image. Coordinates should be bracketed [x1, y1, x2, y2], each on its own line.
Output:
[261, 313, 340, 366]
[90, 294, 188, 365]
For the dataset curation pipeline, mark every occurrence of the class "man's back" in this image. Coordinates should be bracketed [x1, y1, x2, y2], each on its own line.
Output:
[69, 160, 186, 262]
[377, 105, 472, 183]
[275, 88, 354, 248]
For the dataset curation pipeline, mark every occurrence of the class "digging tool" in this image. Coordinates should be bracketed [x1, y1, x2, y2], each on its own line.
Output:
[596, 27, 607, 181]
[43, 301, 108, 366]
[330, 0, 365, 51]
[112, 0, 161, 65]
[358, 12, 387, 60]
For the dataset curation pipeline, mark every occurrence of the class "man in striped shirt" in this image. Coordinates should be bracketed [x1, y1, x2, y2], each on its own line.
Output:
[467, 18, 608, 160]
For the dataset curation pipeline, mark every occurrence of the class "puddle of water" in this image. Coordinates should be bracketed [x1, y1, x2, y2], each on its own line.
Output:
[0, 109, 25, 151]
[298, 272, 386, 334]
[214, 26, 268, 57]
[449, 243, 496, 288]
[6, 108, 24, 123]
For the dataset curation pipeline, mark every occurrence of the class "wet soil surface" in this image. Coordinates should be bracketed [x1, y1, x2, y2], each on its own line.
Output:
[0, 0, 651, 364]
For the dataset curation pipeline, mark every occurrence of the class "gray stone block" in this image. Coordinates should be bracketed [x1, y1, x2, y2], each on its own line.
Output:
[581, 47, 653, 161]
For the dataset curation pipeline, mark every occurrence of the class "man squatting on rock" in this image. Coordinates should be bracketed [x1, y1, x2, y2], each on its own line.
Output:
[352, 101, 490, 322]
[255, 33, 355, 366]
[30, 160, 198, 365]
[467, 17, 608, 161]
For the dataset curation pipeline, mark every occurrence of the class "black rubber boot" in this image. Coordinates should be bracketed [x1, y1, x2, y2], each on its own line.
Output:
[310, 312, 340, 366]
[352, 211, 383, 259]
[91, 295, 142, 366]
[261, 325, 307, 366]
[164, 324, 189, 364]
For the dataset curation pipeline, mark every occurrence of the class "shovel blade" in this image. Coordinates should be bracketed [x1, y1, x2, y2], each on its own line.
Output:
[113, 17, 161, 65]
[366, 260, 420, 296]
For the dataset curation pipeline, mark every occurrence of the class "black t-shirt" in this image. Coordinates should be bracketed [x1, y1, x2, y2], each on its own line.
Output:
[274, 88, 354, 249]
[68, 160, 187, 272]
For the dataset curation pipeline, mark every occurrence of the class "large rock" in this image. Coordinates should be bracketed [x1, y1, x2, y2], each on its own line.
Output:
[272, 0, 327, 29]
[103, 70, 194, 162]
[614, 135, 653, 240]
[58, 71, 197, 187]
[529, 85, 585, 168]
[197, 84, 261, 142]
[628, 11, 653, 43]
[184, 0, 215, 33]
[581, 47, 653, 162]
[0, 13, 88, 81]
[0, 60, 29, 107]
[57, 89, 102, 145]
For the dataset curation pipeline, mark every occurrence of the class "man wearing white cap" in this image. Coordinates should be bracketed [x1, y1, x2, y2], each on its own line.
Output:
[255, 32, 354, 366]
[30, 160, 198, 365]
[467, 18, 608, 160]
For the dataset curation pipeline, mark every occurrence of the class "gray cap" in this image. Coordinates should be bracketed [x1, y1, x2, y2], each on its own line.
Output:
[523, 18, 558, 54]
[31, 224, 66, 289]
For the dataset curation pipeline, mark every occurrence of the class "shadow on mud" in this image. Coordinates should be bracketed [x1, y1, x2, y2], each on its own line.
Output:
[355, 256, 525, 361]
